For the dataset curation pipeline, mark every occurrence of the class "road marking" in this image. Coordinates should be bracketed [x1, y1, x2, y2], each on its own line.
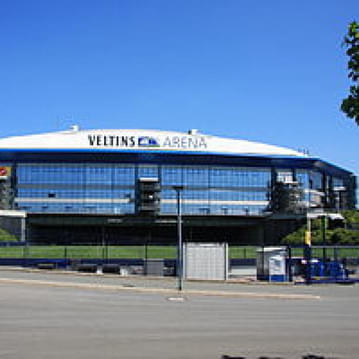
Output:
[167, 296, 187, 302]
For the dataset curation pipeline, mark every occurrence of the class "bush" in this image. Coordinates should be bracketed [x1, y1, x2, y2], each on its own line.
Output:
[331, 228, 359, 245]
[281, 211, 359, 245]
[342, 210, 359, 225]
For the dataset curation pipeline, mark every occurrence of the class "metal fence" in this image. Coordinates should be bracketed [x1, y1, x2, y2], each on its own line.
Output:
[0, 243, 358, 260]
[288, 245, 359, 263]
[0, 243, 358, 278]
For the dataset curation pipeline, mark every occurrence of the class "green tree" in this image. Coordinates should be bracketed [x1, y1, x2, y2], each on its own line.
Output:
[341, 209, 359, 226]
[281, 211, 359, 245]
[330, 227, 359, 244]
[281, 219, 323, 245]
[341, 21, 359, 125]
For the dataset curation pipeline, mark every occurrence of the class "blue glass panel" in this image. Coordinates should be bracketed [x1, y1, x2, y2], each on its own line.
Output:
[183, 167, 209, 186]
[161, 166, 182, 186]
[138, 165, 159, 179]
[85, 165, 112, 185]
[113, 165, 135, 185]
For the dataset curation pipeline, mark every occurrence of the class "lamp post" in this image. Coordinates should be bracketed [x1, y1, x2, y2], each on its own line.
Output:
[304, 213, 312, 285]
[173, 185, 184, 292]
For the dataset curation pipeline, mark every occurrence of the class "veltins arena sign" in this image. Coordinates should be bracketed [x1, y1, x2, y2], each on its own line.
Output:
[87, 134, 208, 150]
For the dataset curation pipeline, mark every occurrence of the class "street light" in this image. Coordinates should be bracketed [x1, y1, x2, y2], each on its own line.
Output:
[173, 185, 184, 292]
[304, 213, 312, 285]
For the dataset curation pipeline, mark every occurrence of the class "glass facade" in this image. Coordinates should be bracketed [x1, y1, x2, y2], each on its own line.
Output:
[0, 157, 348, 215]
[13, 163, 275, 215]
[16, 163, 135, 214]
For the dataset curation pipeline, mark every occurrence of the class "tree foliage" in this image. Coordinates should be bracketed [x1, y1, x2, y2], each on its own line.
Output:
[281, 210, 359, 245]
[341, 209, 359, 226]
[341, 21, 359, 125]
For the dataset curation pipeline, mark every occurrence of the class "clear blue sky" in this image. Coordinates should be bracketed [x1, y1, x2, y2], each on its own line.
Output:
[0, 1, 358, 198]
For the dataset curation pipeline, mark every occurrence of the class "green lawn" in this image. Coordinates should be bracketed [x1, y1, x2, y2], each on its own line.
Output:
[0, 228, 18, 242]
[0, 245, 358, 260]
[229, 246, 257, 259]
[0, 245, 177, 259]
[0, 246, 25, 258]
[290, 247, 359, 259]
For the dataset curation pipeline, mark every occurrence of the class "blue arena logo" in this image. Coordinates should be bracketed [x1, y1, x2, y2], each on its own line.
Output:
[138, 136, 160, 147]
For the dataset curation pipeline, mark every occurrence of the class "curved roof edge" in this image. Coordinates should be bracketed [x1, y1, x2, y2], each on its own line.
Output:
[0, 128, 309, 158]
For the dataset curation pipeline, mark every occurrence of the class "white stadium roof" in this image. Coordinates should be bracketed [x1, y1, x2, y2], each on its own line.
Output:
[0, 127, 307, 157]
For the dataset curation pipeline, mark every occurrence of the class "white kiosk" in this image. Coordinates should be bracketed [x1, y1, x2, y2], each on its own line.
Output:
[256, 247, 287, 282]
[183, 242, 228, 281]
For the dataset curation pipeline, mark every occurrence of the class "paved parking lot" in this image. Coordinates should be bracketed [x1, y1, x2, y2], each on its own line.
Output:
[0, 269, 358, 359]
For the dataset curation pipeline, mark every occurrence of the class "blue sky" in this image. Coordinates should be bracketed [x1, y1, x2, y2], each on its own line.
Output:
[0, 1, 358, 191]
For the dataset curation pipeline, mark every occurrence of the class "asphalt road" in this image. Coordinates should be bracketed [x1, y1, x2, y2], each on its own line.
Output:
[0, 269, 358, 359]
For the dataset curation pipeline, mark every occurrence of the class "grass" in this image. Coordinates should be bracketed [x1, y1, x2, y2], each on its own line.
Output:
[0, 228, 18, 242]
[290, 247, 359, 259]
[0, 245, 358, 260]
[229, 246, 257, 259]
[0, 245, 177, 259]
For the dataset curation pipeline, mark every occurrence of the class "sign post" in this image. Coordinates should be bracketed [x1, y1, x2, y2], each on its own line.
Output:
[173, 186, 184, 292]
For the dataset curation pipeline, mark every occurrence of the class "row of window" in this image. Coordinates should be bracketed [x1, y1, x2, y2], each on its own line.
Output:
[0, 162, 347, 215]
[15, 164, 342, 189]
[16, 164, 272, 187]
[17, 202, 268, 216]
[16, 188, 268, 201]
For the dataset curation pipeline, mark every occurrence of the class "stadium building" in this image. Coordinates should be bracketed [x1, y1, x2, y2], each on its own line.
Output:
[0, 127, 356, 244]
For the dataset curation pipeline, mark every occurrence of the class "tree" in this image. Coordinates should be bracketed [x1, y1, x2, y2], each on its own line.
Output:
[281, 210, 359, 245]
[341, 21, 359, 125]
[330, 227, 359, 245]
[341, 209, 359, 227]
[281, 219, 324, 245]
